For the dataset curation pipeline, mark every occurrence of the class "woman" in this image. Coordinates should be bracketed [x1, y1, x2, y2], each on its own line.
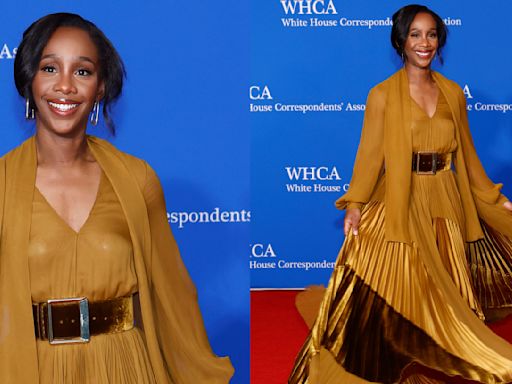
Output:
[289, 5, 512, 384]
[0, 13, 233, 383]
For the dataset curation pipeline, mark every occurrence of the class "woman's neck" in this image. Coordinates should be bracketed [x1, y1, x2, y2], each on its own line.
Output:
[35, 130, 93, 167]
[405, 63, 434, 86]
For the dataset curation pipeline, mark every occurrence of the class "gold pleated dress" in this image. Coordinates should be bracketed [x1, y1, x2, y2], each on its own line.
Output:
[289, 92, 512, 384]
[29, 172, 156, 384]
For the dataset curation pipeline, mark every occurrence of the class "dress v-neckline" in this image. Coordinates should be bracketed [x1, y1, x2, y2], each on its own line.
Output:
[34, 172, 104, 235]
[410, 90, 440, 119]
[409, 83, 442, 120]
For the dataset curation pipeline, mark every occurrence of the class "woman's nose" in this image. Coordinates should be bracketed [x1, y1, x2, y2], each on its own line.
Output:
[420, 35, 431, 47]
[54, 72, 77, 94]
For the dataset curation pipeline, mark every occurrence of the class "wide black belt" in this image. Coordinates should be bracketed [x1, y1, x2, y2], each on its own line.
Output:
[412, 152, 452, 175]
[33, 295, 134, 344]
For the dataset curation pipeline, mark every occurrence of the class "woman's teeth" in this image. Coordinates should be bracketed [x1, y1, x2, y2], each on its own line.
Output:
[48, 101, 79, 111]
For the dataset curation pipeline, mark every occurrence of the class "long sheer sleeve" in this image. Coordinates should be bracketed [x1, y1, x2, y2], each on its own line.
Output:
[456, 89, 508, 205]
[142, 164, 234, 384]
[455, 88, 512, 239]
[336, 86, 386, 210]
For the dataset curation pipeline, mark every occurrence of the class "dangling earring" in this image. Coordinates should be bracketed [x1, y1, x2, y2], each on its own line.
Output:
[90, 101, 100, 126]
[401, 50, 405, 62]
[25, 98, 35, 120]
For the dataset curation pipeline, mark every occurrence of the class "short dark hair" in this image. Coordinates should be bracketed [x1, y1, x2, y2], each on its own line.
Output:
[14, 13, 125, 134]
[391, 4, 447, 64]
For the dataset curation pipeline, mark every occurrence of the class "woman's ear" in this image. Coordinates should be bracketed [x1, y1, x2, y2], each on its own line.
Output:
[97, 81, 105, 102]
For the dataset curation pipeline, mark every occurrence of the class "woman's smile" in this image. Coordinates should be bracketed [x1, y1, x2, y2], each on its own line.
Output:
[47, 99, 81, 115]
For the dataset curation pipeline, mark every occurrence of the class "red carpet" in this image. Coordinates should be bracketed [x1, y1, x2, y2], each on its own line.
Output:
[251, 290, 310, 384]
[251, 290, 512, 384]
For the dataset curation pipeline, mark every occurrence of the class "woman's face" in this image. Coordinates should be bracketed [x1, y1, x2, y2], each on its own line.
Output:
[31, 27, 104, 137]
[403, 12, 438, 69]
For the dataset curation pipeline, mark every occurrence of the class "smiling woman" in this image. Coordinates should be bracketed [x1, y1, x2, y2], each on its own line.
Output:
[0, 13, 233, 384]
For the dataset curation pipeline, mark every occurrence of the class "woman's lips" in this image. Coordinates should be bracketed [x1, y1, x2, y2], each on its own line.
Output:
[47, 100, 80, 115]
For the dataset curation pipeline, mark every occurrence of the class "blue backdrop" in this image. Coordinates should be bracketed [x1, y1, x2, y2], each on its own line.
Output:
[0, 2, 249, 383]
[251, 0, 512, 289]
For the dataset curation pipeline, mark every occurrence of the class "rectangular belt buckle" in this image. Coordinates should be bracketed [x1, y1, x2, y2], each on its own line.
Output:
[416, 151, 437, 175]
[47, 297, 90, 344]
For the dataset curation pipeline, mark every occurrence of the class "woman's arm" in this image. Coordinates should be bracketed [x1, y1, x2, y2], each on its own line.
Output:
[336, 86, 386, 234]
[142, 164, 234, 383]
[456, 88, 511, 212]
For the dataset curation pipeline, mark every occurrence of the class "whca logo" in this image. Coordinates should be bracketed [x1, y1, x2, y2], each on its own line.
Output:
[285, 166, 341, 181]
[280, 0, 338, 15]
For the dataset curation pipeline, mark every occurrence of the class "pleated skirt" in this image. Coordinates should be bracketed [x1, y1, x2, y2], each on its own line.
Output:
[289, 170, 512, 384]
[36, 328, 156, 384]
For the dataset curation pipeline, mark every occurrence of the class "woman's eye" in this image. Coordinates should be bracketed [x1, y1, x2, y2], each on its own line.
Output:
[76, 69, 92, 76]
[429, 33, 438, 38]
[41, 66, 56, 73]
[410, 33, 419, 38]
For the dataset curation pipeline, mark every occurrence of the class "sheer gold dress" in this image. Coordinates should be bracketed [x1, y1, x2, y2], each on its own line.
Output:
[29, 172, 156, 384]
[289, 92, 512, 383]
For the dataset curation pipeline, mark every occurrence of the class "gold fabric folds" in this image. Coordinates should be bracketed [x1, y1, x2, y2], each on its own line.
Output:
[289, 202, 512, 384]
[468, 222, 512, 310]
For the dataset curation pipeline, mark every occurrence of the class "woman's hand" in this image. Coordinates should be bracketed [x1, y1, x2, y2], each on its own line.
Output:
[504, 201, 512, 212]
[344, 208, 361, 236]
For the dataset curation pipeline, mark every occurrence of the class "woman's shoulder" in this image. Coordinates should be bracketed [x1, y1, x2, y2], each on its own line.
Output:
[365, 78, 391, 106]
[88, 136, 146, 164]
[371, 69, 402, 91]
[87, 135, 153, 187]
[432, 71, 466, 104]
[433, 71, 463, 91]
[364, 70, 401, 102]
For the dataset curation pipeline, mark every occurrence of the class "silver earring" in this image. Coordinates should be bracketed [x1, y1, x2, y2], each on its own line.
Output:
[90, 101, 100, 126]
[25, 98, 35, 120]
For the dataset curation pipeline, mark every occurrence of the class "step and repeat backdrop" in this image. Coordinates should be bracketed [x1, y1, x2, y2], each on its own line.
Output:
[251, 0, 512, 289]
[0, 2, 249, 383]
